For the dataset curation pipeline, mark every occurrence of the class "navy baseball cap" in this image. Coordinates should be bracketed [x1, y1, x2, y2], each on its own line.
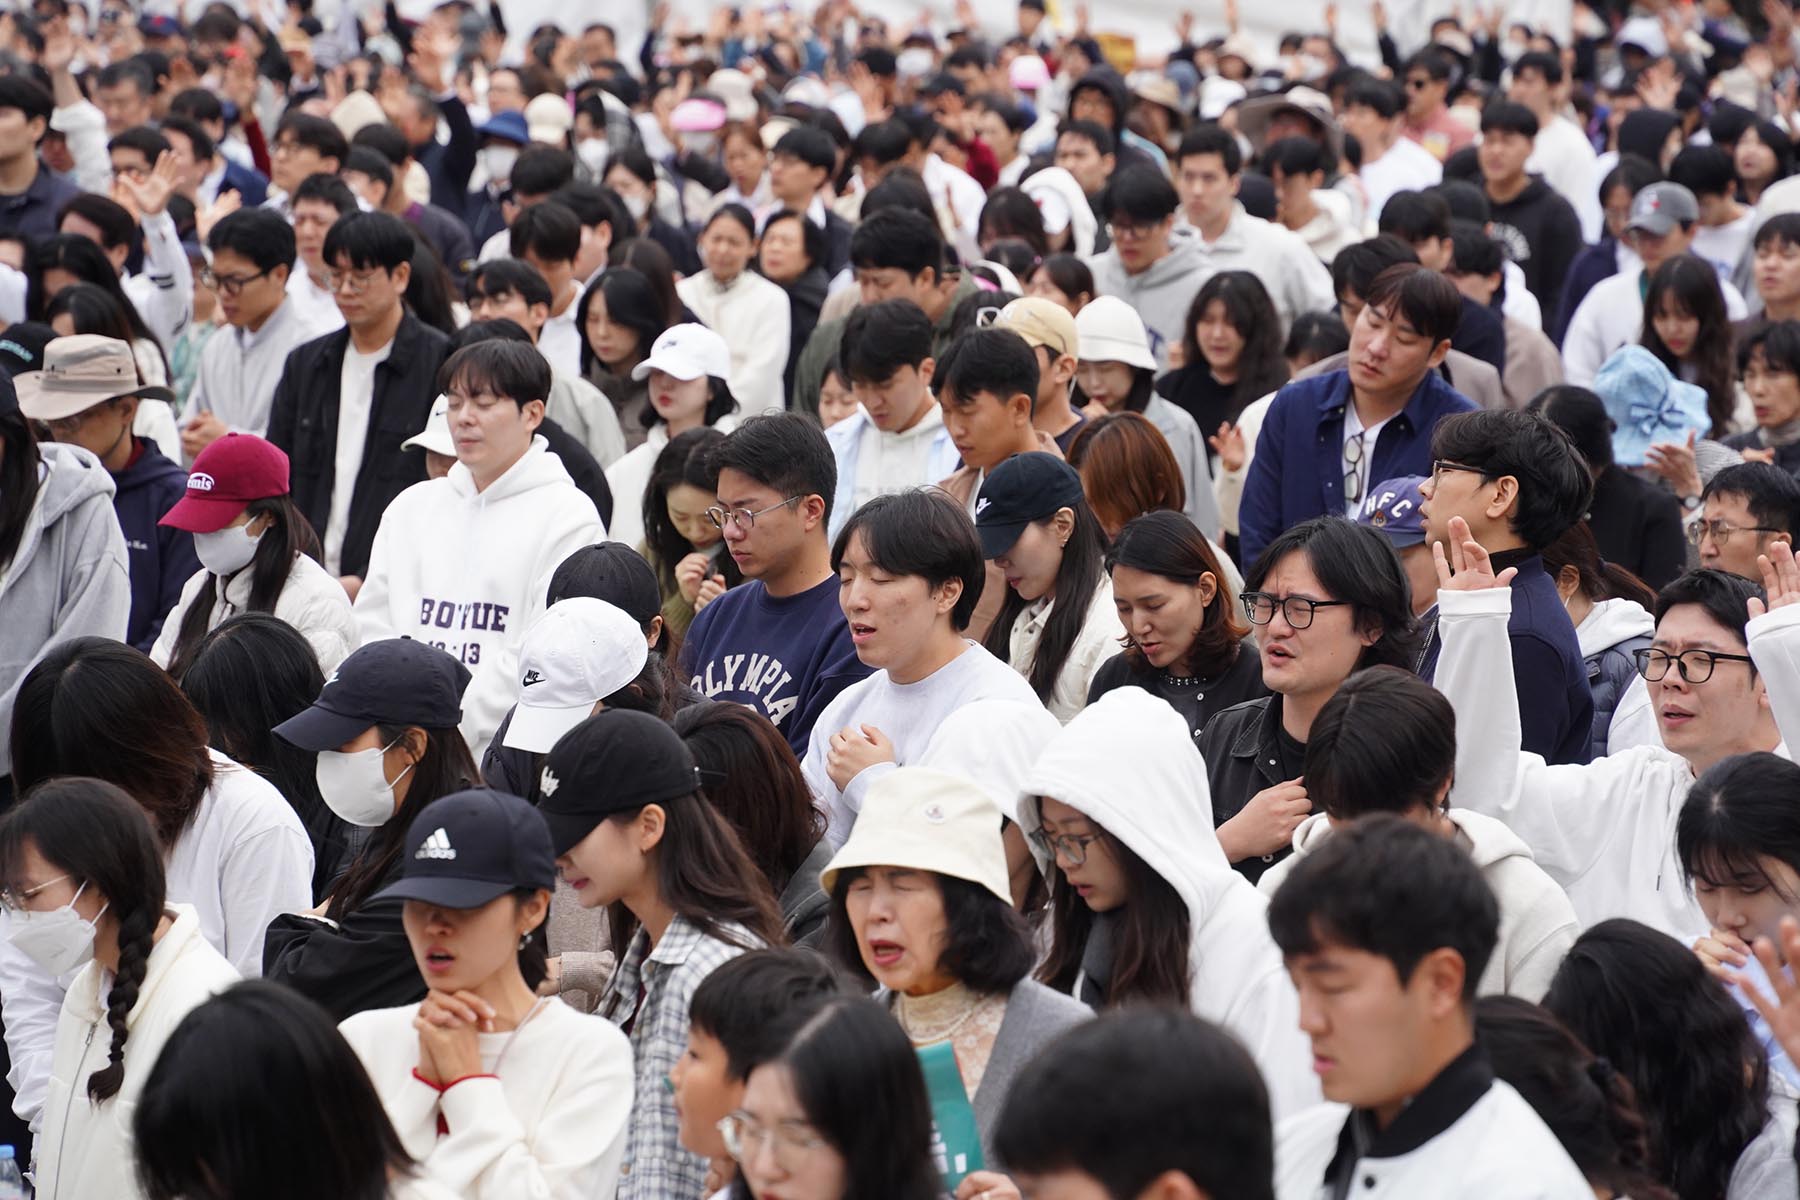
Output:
[274, 638, 471, 751]
[1358, 476, 1428, 548]
[535, 709, 702, 854]
[477, 110, 530, 145]
[374, 788, 557, 908]
[974, 452, 1086, 559]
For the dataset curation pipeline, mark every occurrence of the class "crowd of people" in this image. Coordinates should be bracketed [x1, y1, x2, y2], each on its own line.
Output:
[7, 0, 1800, 1196]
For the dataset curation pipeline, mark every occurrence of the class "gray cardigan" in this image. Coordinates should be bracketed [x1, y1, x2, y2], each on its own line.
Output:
[964, 979, 1095, 1166]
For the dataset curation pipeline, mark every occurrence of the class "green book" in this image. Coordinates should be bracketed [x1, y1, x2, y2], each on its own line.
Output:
[917, 1041, 984, 1190]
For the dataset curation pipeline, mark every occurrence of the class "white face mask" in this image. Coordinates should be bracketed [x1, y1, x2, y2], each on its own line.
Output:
[315, 738, 413, 828]
[623, 192, 649, 221]
[6, 881, 107, 978]
[194, 522, 262, 576]
[577, 138, 611, 176]
[481, 145, 520, 184]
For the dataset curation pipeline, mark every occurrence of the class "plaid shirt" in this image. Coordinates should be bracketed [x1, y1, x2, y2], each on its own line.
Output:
[601, 916, 761, 1200]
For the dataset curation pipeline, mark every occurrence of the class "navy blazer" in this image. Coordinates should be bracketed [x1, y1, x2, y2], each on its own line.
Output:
[1239, 368, 1478, 565]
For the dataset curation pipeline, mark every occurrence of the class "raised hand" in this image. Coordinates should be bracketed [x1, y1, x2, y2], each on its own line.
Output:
[115, 150, 180, 217]
[1733, 916, 1800, 1070]
[40, 19, 75, 74]
[1431, 515, 1520, 592]
[1642, 429, 1702, 499]
[408, 22, 459, 91]
[1208, 422, 1247, 473]
[1751, 538, 1800, 618]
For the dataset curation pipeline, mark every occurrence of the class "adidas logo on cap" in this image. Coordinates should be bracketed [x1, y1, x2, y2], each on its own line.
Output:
[416, 828, 457, 860]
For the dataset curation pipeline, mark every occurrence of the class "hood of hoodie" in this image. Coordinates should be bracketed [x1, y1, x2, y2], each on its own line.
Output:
[111, 437, 187, 498]
[1284, 807, 1534, 874]
[5, 442, 117, 586]
[445, 435, 575, 505]
[1094, 228, 1206, 299]
[1576, 596, 1656, 657]
[1494, 177, 1556, 212]
[1023, 167, 1100, 258]
[1069, 68, 1129, 135]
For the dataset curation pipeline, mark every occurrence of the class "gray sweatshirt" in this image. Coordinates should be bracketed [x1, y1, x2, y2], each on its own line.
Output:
[0, 442, 130, 775]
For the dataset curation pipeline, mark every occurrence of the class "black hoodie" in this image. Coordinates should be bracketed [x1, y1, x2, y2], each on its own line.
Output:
[1488, 177, 1584, 323]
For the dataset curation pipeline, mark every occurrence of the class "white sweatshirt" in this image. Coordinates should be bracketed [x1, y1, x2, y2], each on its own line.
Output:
[342, 997, 634, 1200]
[150, 550, 359, 675]
[1017, 686, 1321, 1122]
[676, 271, 792, 417]
[804, 642, 1055, 848]
[354, 437, 605, 760]
[1259, 809, 1580, 1001]
[1434, 588, 1800, 941]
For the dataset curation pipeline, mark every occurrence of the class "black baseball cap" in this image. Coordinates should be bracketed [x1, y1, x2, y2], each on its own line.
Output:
[274, 638, 472, 751]
[374, 788, 557, 908]
[535, 709, 703, 854]
[974, 452, 1086, 559]
[547, 542, 664, 629]
[0, 323, 55, 386]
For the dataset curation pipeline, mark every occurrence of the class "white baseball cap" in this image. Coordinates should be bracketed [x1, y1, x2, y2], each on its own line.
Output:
[631, 323, 733, 385]
[1074, 296, 1157, 371]
[501, 598, 650, 753]
[402, 394, 455, 456]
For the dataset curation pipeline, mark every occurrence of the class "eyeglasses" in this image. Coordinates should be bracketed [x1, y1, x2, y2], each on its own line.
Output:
[271, 139, 309, 158]
[1632, 647, 1755, 684]
[444, 391, 513, 413]
[706, 495, 802, 531]
[1688, 519, 1783, 548]
[0, 874, 70, 913]
[1431, 459, 1492, 486]
[324, 268, 387, 295]
[1105, 217, 1162, 242]
[199, 266, 271, 296]
[1343, 430, 1367, 505]
[717, 1113, 828, 1166]
[1028, 828, 1100, 866]
[1241, 591, 1352, 629]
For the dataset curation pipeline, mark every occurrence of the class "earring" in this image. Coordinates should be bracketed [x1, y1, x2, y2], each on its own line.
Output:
[519, 932, 531, 950]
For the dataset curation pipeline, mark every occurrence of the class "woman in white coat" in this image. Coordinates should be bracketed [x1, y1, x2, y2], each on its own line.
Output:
[0, 777, 239, 1200]
[1017, 686, 1320, 1121]
[150, 431, 357, 677]
[675, 204, 791, 418]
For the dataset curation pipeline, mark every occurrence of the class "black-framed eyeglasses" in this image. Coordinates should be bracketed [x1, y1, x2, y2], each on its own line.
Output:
[1343, 430, 1367, 505]
[1688, 519, 1782, 549]
[1028, 828, 1100, 866]
[705, 495, 802, 531]
[1632, 647, 1755, 684]
[199, 266, 271, 296]
[1241, 591, 1352, 630]
[1105, 217, 1162, 242]
[1431, 459, 1492, 486]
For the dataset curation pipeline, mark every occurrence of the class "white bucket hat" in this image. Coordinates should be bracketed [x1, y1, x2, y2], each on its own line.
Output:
[1074, 295, 1157, 371]
[821, 767, 1012, 904]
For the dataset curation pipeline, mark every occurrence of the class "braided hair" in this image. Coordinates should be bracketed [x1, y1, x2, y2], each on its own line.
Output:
[0, 777, 167, 1102]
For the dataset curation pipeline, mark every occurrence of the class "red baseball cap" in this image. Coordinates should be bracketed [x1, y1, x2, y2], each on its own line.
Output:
[159, 433, 291, 533]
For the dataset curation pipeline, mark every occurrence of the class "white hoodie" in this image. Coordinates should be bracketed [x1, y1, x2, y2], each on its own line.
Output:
[1574, 596, 1661, 755]
[1258, 809, 1580, 1001]
[354, 437, 605, 760]
[1017, 687, 1320, 1121]
[1434, 588, 1800, 942]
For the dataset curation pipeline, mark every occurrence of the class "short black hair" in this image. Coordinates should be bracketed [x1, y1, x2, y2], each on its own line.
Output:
[1056, 119, 1114, 157]
[292, 172, 358, 216]
[862, 169, 934, 221]
[168, 87, 224, 126]
[1404, 48, 1453, 82]
[58, 193, 135, 251]
[1429, 410, 1594, 549]
[349, 121, 408, 167]
[1430, 178, 1493, 223]
[932, 327, 1040, 415]
[512, 145, 576, 198]
[1378, 189, 1451, 244]
[1447, 219, 1504, 277]
[1268, 813, 1500, 1002]
[109, 124, 171, 164]
[273, 112, 348, 165]
[854, 119, 915, 166]
[1754, 211, 1800, 252]
[453, 317, 533, 348]
[842, 299, 934, 382]
[1479, 99, 1540, 139]
[1245, 517, 1422, 669]
[763, 208, 827, 269]
[1331, 236, 1419, 302]
[1514, 50, 1565, 85]
[1266, 135, 1330, 180]
[0, 76, 54, 128]
[1702, 462, 1800, 536]
[509, 200, 581, 265]
[321, 210, 415, 273]
[549, 182, 626, 239]
[831, 490, 986, 630]
[1305, 666, 1457, 819]
[848, 208, 943, 279]
[1361, 262, 1462, 345]
[1669, 144, 1738, 200]
[438, 339, 552, 408]
[711, 412, 840, 523]
[774, 125, 837, 172]
[96, 59, 155, 97]
[1344, 78, 1404, 119]
[1742, 320, 1800, 386]
[686, 949, 845, 1082]
[1531, 385, 1615, 470]
[466, 258, 552, 309]
[1653, 569, 1765, 647]
[206, 208, 296, 273]
[825, 869, 1035, 991]
[993, 1009, 1277, 1200]
[1101, 162, 1179, 224]
[1176, 123, 1242, 175]
[342, 146, 394, 190]
[159, 114, 215, 163]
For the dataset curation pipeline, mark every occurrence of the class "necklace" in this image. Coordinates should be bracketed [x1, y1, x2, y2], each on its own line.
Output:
[489, 996, 551, 1077]
[1164, 671, 1203, 687]
[894, 982, 984, 1045]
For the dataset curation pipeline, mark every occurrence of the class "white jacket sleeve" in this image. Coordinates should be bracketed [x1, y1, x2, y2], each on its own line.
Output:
[51, 101, 111, 196]
[742, 293, 791, 417]
[1502, 886, 1581, 1002]
[352, 515, 401, 646]
[0, 944, 62, 1131]
[1560, 290, 1609, 388]
[131, 209, 195, 351]
[217, 822, 314, 976]
[1281, 240, 1337, 326]
[1748, 602, 1800, 745]
[0, 261, 25, 326]
[432, 1042, 634, 1200]
[1607, 676, 1664, 755]
[1214, 395, 1271, 538]
[149, 568, 208, 668]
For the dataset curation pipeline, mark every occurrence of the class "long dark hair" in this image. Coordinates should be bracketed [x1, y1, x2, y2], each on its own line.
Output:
[164, 495, 324, 679]
[45, 283, 142, 355]
[28, 234, 169, 375]
[133, 981, 416, 1200]
[1071, 364, 1157, 415]
[640, 374, 739, 432]
[1105, 509, 1246, 677]
[577, 266, 665, 376]
[613, 237, 685, 324]
[1181, 271, 1289, 413]
[0, 408, 42, 570]
[1037, 825, 1192, 1006]
[671, 702, 824, 898]
[982, 492, 1110, 703]
[597, 790, 786, 983]
[644, 428, 728, 586]
[176, 614, 352, 901]
[1476, 996, 1675, 1200]
[402, 236, 459, 336]
[1245, 517, 1422, 671]
[1544, 919, 1770, 1200]
[1677, 752, 1800, 901]
[1540, 521, 1656, 610]
[727, 997, 941, 1200]
[11, 638, 214, 846]
[0, 778, 167, 1102]
[1641, 254, 1736, 437]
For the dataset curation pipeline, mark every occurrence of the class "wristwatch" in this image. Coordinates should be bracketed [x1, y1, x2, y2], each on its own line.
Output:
[1681, 493, 1702, 512]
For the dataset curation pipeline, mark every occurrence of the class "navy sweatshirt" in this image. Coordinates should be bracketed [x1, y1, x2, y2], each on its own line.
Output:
[112, 438, 199, 652]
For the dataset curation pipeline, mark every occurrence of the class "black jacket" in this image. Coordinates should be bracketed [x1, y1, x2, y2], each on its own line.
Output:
[267, 313, 451, 579]
[1086, 641, 1268, 748]
[821, 210, 854, 278]
[1585, 467, 1687, 591]
[263, 856, 427, 1022]
[540, 417, 614, 528]
[1195, 694, 1305, 885]
[1488, 178, 1584, 326]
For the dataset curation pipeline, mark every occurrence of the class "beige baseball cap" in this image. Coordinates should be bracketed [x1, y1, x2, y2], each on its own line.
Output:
[13, 334, 173, 422]
[995, 296, 1077, 360]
